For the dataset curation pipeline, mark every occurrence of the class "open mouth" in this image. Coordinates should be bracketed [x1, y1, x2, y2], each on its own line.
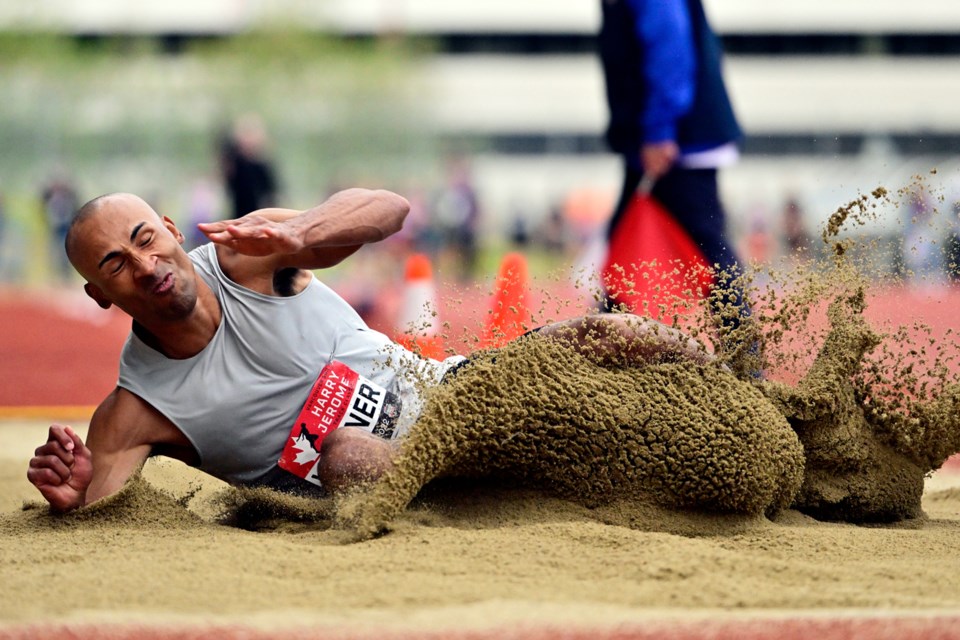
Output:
[153, 273, 173, 295]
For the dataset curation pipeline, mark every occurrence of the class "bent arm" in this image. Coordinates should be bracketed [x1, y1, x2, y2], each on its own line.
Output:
[83, 393, 154, 505]
[27, 389, 165, 511]
[199, 188, 410, 270]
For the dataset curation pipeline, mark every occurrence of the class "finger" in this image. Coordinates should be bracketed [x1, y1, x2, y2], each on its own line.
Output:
[27, 466, 65, 488]
[197, 221, 229, 232]
[225, 224, 271, 240]
[48, 424, 75, 451]
[33, 442, 74, 466]
[35, 439, 75, 465]
[64, 427, 89, 459]
[199, 227, 231, 242]
[202, 231, 246, 248]
[29, 455, 72, 482]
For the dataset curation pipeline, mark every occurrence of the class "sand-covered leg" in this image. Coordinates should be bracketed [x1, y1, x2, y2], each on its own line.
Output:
[592, 363, 804, 518]
[763, 288, 925, 522]
[341, 335, 805, 539]
[335, 388, 479, 539]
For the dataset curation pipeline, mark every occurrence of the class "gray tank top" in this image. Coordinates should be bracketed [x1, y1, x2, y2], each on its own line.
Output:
[117, 244, 459, 487]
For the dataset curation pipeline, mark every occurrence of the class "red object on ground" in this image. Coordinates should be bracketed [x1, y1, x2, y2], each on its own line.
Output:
[481, 252, 533, 349]
[602, 193, 713, 318]
[394, 254, 446, 360]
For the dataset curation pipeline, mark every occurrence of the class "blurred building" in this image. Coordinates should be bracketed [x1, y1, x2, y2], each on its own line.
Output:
[3, 1, 960, 245]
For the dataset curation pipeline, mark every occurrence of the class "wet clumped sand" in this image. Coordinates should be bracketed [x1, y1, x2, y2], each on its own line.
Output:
[12, 475, 206, 533]
[751, 184, 960, 523]
[340, 335, 805, 539]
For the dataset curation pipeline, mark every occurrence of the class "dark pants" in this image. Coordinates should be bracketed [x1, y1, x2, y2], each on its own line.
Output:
[605, 162, 749, 325]
[607, 163, 739, 277]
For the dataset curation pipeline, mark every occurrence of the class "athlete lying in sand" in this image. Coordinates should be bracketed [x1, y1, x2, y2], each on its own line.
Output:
[26, 190, 714, 512]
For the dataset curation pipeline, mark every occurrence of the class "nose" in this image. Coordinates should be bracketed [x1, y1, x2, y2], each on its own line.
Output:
[131, 252, 158, 281]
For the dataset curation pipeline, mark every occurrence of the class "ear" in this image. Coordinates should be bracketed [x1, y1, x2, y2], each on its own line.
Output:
[84, 282, 113, 310]
[162, 215, 185, 245]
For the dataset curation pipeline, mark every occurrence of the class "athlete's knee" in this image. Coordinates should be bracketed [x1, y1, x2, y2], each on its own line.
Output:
[579, 313, 644, 345]
[536, 314, 624, 363]
[316, 428, 394, 493]
[543, 313, 622, 338]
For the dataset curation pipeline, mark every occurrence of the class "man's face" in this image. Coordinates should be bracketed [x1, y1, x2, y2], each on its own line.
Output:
[73, 194, 199, 324]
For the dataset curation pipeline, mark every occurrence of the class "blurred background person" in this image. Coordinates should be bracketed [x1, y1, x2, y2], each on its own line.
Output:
[508, 198, 532, 250]
[781, 195, 812, 259]
[946, 197, 960, 283]
[183, 175, 223, 250]
[741, 205, 773, 266]
[598, 0, 743, 303]
[40, 169, 80, 284]
[535, 204, 572, 258]
[0, 191, 16, 284]
[901, 185, 944, 288]
[219, 113, 279, 219]
[432, 155, 481, 281]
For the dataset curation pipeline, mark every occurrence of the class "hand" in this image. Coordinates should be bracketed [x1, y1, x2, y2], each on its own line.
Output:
[641, 141, 680, 181]
[198, 215, 305, 257]
[27, 425, 93, 512]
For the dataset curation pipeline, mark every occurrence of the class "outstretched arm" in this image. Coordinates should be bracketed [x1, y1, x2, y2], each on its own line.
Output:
[198, 188, 410, 270]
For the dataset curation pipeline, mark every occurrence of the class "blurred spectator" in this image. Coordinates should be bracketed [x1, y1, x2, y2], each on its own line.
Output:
[0, 192, 15, 282]
[536, 204, 572, 256]
[184, 176, 222, 249]
[220, 114, 278, 218]
[597, 0, 744, 306]
[508, 200, 531, 248]
[742, 209, 773, 267]
[946, 198, 960, 283]
[433, 156, 481, 281]
[781, 196, 811, 257]
[902, 186, 942, 287]
[41, 170, 80, 283]
[395, 184, 436, 255]
[562, 187, 614, 247]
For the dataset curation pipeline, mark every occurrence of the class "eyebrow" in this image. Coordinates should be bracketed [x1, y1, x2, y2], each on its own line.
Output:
[97, 221, 147, 269]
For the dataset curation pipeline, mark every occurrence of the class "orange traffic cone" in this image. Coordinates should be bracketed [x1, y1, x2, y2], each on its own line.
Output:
[481, 252, 532, 349]
[395, 253, 446, 360]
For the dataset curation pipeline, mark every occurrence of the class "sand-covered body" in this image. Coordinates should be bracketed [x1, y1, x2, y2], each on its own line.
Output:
[342, 336, 805, 538]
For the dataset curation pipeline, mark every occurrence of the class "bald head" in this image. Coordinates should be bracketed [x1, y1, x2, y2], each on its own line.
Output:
[65, 193, 160, 268]
[63, 192, 199, 326]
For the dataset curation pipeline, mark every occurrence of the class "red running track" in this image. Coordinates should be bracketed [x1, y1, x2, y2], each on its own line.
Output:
[2, 283, 959, 409]
[3, 614, 960, 640]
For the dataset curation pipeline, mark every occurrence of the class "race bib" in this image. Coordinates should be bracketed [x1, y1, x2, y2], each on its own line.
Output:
[278, 360, 402, 486]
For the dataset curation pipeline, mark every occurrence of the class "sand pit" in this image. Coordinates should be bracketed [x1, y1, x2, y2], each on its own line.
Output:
[2, 419, 960, 636]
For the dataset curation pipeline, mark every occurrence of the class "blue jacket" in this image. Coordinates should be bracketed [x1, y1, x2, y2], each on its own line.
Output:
[598, 0, 741, 161]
